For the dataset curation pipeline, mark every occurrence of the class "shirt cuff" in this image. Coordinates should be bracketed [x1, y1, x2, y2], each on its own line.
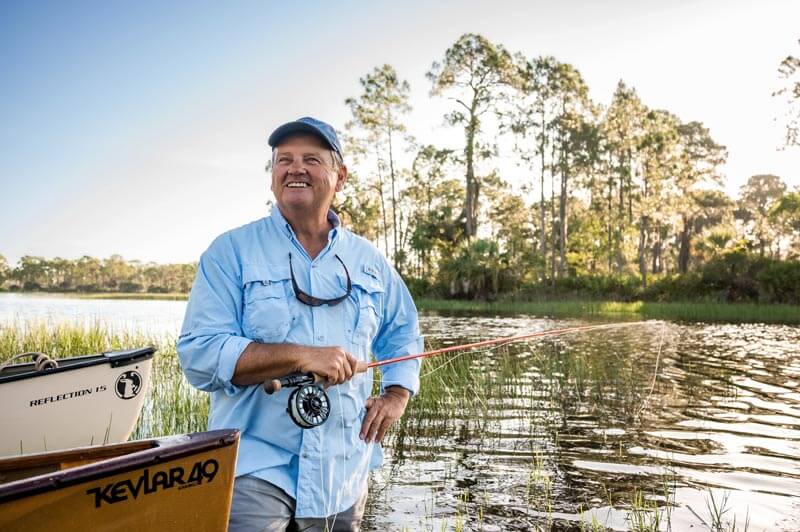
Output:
[217, 336, 254, 396]
[379, 338, 422, 396]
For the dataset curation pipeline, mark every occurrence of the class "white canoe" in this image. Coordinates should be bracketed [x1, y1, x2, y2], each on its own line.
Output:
[0, 348, 155, 457]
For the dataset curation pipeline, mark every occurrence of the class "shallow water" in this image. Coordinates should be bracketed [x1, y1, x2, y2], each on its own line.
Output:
[2, 294, 799, 530]
[0, 293, 186, 336]
[368, 317, 800, 531]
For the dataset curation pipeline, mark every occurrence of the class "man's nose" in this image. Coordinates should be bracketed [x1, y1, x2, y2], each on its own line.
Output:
[288, 159, 307, 174]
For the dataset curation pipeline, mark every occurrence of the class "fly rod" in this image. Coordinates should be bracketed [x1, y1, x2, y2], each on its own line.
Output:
[263, 321, 644, 429]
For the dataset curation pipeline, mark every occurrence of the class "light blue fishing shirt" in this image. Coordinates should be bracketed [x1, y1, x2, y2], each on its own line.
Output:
[177, 207, 422, 518]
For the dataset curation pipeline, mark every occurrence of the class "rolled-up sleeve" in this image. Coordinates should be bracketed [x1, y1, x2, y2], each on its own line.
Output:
[177, 234, 252, 396]
[372, 265, 423, 396]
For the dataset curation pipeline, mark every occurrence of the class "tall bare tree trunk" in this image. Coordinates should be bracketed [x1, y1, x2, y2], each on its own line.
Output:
[627, 150, 634, 224]
[559, 148, 568, 278]
[387, 123, 399, 272]
[550, 142, 557, 285]
[678, 216, 692, 274]
[539, 109, 547, 262]
[374, 147, 390, 258]
[607, 156, 614, 273]
[651, 225, 662, 274]
[615, 153, 626, 273]
[638, 216, 648, 288]
[464, 100, 479, 239]
[638, 168, 649, 287]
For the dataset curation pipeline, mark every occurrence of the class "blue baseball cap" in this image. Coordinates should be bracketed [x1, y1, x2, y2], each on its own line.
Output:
[268, 116, 343, 158]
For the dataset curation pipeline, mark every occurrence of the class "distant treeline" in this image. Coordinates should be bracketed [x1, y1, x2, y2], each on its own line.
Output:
[0, 254, 196, 294]
[412, 251, 800, 305]
[1, 250, 799, 305]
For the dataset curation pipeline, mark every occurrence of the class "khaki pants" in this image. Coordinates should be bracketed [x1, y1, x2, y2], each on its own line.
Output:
[228, 475, 368, 532]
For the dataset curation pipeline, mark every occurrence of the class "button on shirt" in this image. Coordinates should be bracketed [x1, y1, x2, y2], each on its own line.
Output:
[177, 207, 423, 518]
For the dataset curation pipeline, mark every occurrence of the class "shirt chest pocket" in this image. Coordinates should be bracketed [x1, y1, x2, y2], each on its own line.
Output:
[350, 266, 385, 348]
[242, 264, 294, 343]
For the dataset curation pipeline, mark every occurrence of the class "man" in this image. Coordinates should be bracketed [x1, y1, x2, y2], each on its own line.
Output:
[178, 116, 422, 531]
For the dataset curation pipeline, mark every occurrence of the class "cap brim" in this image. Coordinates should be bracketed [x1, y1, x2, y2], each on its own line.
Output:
[268, 122, 335, 151]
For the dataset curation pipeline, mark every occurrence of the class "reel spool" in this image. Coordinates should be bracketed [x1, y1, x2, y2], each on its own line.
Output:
[287, 384, 330, 429]
[263, 372, 332, 429]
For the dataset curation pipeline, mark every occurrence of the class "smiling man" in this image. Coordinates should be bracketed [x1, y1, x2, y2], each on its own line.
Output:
[177, 117, 422, 531]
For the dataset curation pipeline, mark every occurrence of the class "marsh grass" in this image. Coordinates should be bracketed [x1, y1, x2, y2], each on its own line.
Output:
[627, 488, 669, 532]
[131, 341, 209, 439]
[391, 331, 689, 530]
[687, 490, 751, 532]
[0, 320, 152, 357]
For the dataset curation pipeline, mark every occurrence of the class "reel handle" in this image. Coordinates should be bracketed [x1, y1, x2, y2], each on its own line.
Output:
[263, 362, 369, 394]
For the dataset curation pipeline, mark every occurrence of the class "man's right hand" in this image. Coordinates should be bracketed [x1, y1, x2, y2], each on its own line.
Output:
[297, 346, 359, 385]
[232, 342, 362, 387]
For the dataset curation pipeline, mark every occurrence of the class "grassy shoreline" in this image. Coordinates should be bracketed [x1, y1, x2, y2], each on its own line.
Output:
[5, 291, 799, 324]
[13, 292, 191, 301]
[74, 292, 188, 301]
[415, 298, 800, 324]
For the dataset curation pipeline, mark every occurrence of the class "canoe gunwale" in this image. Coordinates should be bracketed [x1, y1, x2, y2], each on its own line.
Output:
[0, 429, 239, 504]
[0, 347, 156, 385]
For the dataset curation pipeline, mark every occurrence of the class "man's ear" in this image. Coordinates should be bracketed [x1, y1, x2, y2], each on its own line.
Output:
[335, 164, 348, 192]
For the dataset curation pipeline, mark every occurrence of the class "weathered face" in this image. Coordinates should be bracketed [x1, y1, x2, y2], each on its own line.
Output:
[270, 134, 346, 215]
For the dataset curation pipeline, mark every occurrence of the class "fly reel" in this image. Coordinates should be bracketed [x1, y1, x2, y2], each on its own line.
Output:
[288, 384, 330, 428]
[263, 372, 331, 429]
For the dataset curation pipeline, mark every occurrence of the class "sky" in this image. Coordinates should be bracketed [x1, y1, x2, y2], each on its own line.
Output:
[1, 0, 798, 265]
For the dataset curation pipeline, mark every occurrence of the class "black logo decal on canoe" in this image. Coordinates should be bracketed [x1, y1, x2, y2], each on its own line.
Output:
[115, 371, 142, 399]
[86, 459, 219, 508]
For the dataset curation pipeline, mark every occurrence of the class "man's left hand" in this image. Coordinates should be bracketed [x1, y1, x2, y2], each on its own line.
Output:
[360, 386, 410, 443]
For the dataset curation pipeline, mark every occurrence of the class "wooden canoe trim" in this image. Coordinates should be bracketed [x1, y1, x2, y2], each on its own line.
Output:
[0, 440, 155, 474]
[0, 440, 157, 483]
[0, 429, 239, 504]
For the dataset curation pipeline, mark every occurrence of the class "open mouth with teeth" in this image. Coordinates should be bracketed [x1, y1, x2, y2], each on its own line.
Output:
[286, 182, 310, 188]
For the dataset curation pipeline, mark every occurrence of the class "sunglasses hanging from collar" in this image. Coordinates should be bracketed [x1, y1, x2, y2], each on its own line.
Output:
[289, 253, 352, 307]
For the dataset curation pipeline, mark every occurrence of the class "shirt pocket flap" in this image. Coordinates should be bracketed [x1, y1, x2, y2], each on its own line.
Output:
[241, 264, 293, 342]
[242, 264, 292, 303]
[350, 264, 385, 294]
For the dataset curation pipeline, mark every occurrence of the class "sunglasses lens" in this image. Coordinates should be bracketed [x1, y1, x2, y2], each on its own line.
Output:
[290, 254, 352, 307]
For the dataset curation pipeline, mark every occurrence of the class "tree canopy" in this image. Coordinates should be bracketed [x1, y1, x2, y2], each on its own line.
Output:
[6, 33, 798, 303]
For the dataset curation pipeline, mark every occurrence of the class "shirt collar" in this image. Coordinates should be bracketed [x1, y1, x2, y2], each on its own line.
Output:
[270, 206, 341, 243]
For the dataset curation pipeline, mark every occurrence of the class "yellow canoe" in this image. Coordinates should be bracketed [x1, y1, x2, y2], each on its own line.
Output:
[0, 429, 239, 532]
